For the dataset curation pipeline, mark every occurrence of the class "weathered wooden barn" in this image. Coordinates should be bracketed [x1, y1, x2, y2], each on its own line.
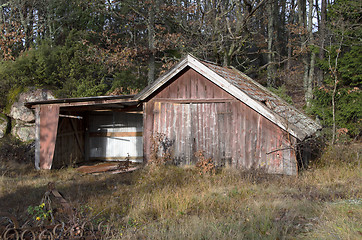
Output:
[26, 54, 320, 175]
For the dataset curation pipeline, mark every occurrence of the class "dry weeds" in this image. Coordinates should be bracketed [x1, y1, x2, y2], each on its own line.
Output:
[0, 143, 361, 239]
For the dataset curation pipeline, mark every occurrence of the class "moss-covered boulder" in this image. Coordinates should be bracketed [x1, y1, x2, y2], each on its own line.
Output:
[0, 114, 8, 138]
[11, 120, 35, 142]
[6, 87, 55, 142]
[9, 88, 55, 123]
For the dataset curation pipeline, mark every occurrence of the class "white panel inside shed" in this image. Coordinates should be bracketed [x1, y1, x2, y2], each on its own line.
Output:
[88, 112, 143, 162]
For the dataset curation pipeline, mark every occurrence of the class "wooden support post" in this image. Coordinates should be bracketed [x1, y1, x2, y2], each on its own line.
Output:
[35, 106, 40, 170]
[39, 105, 60, 169]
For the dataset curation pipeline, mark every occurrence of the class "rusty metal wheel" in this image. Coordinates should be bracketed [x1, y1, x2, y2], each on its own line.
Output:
[81, 221, 95, 237]
[20, 220, 33, 229]
[52, 222, 65, 239]
[0, 213, 20, 230]
[3, 228, 19, 240]
[20, 229, 36, 240]
[97, 221, 104, 232]
[38, 229, 53, 240]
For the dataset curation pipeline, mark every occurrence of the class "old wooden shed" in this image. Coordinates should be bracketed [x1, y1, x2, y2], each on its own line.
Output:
[26, 54, 320, 175]
[25, 95, 143, 169]
[137, 55, 320, 175]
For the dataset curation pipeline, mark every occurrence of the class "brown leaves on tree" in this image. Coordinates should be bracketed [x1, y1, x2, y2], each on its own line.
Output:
[0, 22, 25, 61]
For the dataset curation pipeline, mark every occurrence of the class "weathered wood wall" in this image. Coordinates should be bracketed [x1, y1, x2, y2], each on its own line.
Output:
[53, 114, 85, 168]
[144, 68, 297, 175]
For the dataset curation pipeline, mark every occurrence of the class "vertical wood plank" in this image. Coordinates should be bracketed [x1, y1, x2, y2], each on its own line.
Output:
[39, 105, 60, 169]
[35, 106, 40, 170]
[143, 68, 298, 174]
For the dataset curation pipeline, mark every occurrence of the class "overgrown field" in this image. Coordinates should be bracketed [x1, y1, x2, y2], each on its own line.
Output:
[0, 144, 361, 239]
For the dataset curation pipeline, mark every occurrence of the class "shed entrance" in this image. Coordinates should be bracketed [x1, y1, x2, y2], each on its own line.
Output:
[87, 112, 143, 162]
[153, 101, 233, 166]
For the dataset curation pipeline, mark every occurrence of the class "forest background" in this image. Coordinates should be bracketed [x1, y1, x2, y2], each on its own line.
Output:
[0, 0, 360, 143]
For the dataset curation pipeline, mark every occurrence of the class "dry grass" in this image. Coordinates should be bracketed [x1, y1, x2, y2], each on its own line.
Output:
[0, 143, 361, 239]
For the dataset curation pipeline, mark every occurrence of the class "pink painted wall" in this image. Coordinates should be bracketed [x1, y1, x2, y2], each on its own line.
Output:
[39, 105, 59, 169]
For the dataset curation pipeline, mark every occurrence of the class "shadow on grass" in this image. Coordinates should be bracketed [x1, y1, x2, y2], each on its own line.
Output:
[0, 169, 137, 225]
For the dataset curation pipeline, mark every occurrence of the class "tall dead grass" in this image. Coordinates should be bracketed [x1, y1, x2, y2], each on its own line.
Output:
[0, 143, 361, 239]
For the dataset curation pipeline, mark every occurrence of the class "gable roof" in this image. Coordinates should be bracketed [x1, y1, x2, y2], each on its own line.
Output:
[136, 54, 321, 140]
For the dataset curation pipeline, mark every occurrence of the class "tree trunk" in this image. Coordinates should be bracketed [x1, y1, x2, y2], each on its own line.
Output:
[287, 0, 296, 71]
[306, 52, 315, 106]
[330, 35, 344, 144]
[331, 74, 337, 144]
[305, 0, 315, 107]
[19, 1, 33, 50]
[278, 0, 287, 57]
[267, 0, 276, 87]
[317, 0, 327, 86]
[147, 2, 156, 84]
[298, 0, 311, 106]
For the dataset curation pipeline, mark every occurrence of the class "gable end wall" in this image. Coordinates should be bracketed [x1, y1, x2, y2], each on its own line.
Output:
[144, 69, 297, 175]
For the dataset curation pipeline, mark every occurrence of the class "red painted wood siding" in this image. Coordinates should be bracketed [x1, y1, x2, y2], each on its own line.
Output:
[39, 105, 60, 169]
[144, 68, 297, 175]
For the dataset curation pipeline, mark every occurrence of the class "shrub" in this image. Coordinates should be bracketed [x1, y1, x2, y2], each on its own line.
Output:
[149, 133, 174, 166]
[195, 150, 216, 175]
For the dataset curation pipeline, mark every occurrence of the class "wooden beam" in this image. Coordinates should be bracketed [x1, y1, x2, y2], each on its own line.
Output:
[27, 99, 138, 109]
[35, 106, 40, 170]
[39, 105, 60, 169]
[89, 132, 143, 137]
[59, 114, 83, 119]
[152, 98, 236, 103]
[89, 156, 143, 161]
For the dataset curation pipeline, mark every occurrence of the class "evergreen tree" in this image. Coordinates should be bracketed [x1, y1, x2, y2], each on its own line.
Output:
[310, 0, 361, 141]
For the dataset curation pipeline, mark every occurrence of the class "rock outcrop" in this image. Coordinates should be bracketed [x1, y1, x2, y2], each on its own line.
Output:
[3, 88, 55, 142]
[11, 120, 36, 142]
[9, 88, 55, 123]
[0, 114, 8, 138]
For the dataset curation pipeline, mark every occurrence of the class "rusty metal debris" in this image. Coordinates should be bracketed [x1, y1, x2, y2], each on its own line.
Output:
[1, 183, 112, 240]
[77, 160, 139, 175]
[1, 220, 109, 239]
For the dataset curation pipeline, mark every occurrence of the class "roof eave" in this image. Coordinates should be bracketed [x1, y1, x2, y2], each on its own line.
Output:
[25, 95, 138, 109]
